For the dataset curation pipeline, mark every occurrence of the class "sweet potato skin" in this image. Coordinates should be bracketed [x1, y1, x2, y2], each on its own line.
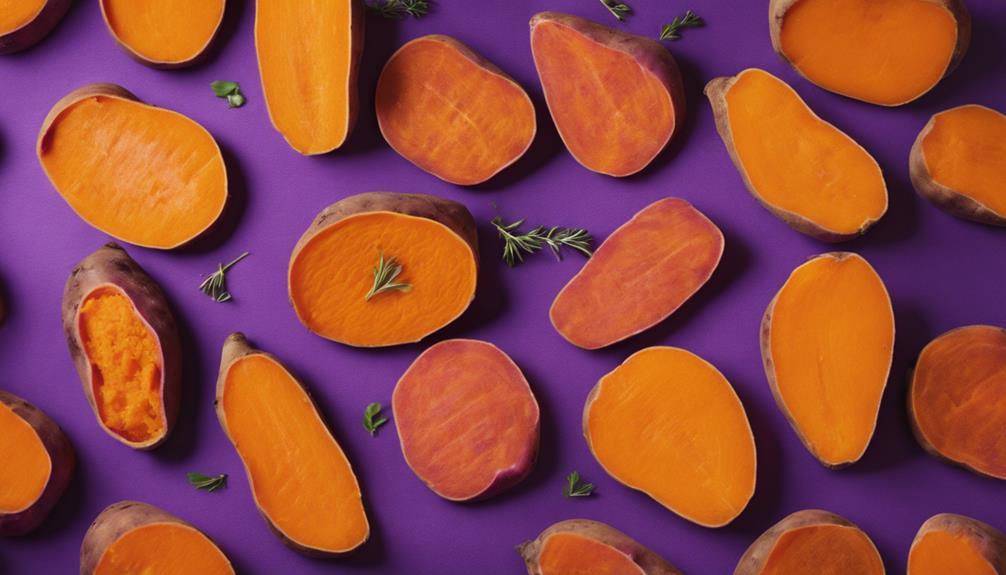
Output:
[98, 0, 226, 69]
[517, 519, 683, 575]
[0, 0, 72, 54]
[910, 513, 1006, 574]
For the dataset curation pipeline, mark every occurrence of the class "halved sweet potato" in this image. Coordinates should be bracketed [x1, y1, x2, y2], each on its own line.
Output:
[550, 197, 722, 350]
[909, 325, 1006, 479]
[99, 0, 226, 68]
[289, 192, 478, 347]
[706, 69, 888, 241]
[63, 244, 181, 450]
[38, 84, 228, 249]
[910, 105, 1006, 226]
[518, 519, 683, 575]
[735, 509, 884, 575]
[256, 0, 363, 154]
[762, 252, 893, 468]
[770, 0, 970, 106]
[530, 11, 684, 177]
[0, 0, 71, 54]
[81, 501, 234, 574]
[216, 333, 369, 556]
[584, 346, 756, 527]
[0, 390, 75, 536]
[909, 513, 1006, 575]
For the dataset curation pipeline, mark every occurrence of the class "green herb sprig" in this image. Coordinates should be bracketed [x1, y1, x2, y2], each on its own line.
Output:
[366, 253, 411, 301]
[600, 0, 631, 21]
[211, 81, 246, 108]
[188, 472, 227, 492]
[564, 471, 594, 497]
[491, 217, 593, 267]
[367, 0, 429, 19]
[659, 10, 703, 41]
[363, 402, 389, 436]
[199, 252, 249, 303]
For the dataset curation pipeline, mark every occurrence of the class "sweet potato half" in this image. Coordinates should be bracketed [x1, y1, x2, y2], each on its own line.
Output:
[99, 0, 226, 68]
[216, 333, 369, 556]
[530, 12, 685, 177]
[393, 339, 539, 501]
[551, 198, 723, 350]
[0, 390, 75, 536]
[0, 0, 71, 54]
[770, 0, 970, 106]
[38, 84, 228, 249]
[909, 513, 1006, 575]
[584, 346, 756, 527]
[518, 519, 683, 575]
[910, 105, 1006, 226]
[289, 192, 478, 347]
[706, 69, 888, 241]
[81, 501, 234, 575]
[909, 325, 1006, 480]
[63, 244, 181, 450]
[762, 252, 893, 468]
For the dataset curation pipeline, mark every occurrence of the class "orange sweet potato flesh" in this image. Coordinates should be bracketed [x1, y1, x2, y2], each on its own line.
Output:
[584, 347, 756, 527]
[762, 253, 893, 468]
[0, 0, 71, 54]
[909, 514, 1006, 575]
[909, 325, 1006, 479]
[100, 0, 225, 68]
[551, 197, 723, 350]
[518, 519, 683, 575]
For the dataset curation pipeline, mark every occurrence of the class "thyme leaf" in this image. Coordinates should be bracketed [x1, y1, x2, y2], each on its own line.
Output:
[659, 10, 703, 41]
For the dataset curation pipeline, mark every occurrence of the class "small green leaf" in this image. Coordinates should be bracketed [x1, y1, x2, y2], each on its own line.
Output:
[199, 252, 249, 303]
[227, 93, 246, 108]
[365, 253, 411, 301]
[188, 472, 227, 492]
[600, 0, 631, 21]
[492, 216, 593, 267]
[363, 402, 389, 436]
[211, 81, 239, 97]
[367, 0, 429, 19]
[659, 10, 704, 41]
[564, 471, 594, 497]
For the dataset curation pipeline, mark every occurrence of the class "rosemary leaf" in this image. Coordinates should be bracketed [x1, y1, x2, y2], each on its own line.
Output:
[492, 217, 593, 267]
[199, 252, 249, 303]
[188, 472, 227, 492]
[564, 471, 594, 497]
[659, 10, 704, 41]
[599, 0, 631, 21]
[365, 253, 412, 301]
[363, 402, 389, 436]
[367, 0, 429, 19]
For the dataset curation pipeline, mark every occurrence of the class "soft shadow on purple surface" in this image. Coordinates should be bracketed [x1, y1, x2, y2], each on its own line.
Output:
[14, 443, 88, 542]
[180, 0, 250, 72]
[845, 180, 921, 250]
[176, 143, 250, 255]
[155, 292, 206, 462]
[434, 221, 510, 339]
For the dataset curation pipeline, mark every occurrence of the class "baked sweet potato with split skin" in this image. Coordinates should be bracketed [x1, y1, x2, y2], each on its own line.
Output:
[909, 513, 1006, 575]
[706, 69, 888, 242]
[62, 243, 181, 450]
[38, 84, 228, 250]
[518, 519, 683, 575]
[0, 0, 71, 54]
[0, 390, 75, 536]
[910, 105, 1006, 226]
[530, 11, 685, 177]
[99, 0, 226, 68]
[289, 192, 478, 348]
[80, 500, 234, 575]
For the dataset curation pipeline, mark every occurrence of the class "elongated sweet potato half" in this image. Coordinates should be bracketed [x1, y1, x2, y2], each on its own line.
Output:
[99, 0, 226, 68]
[393, 339, 539, 501]
[0, 0, 71, 54]
[530, 12, 684, 177]
[518, 519, 683, 575]
[910, 105, 1006, 226]
[909, 513, 1006, 575]
[762, 252, 893, 468]
[256, 0, 363, 154]
[706, 69, 887, 241]
[38, 84, 228, 249]
[216, 333, 369, 556]
[63, 244, 181, 450]
[735, 509, 884, 575]
[909, 325, 1006, 479]
[770, 0, 970, 106]
[585, 347, 756, 527]
[551, 198, 722, 350]
[81, 501, 234, 575]
[0, 390, 75, 536]
[289, 192, 478, 347]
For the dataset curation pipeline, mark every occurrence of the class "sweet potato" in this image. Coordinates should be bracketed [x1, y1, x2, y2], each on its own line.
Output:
[0, 390, 75, 536]
[770, 0, 970, 106]
[256, 0, 363, 154]
[909, 325, 1006, 480]
[584, 346, 756, 527]
[80, 501, 234, 574]
[910, 105, 1006, 226]
[530, 11, 685, 177]
[393, 339, 539, 501]
[99, 0, 226, 68]
[762, 252, 893, 468]
[289, 192, 478, 347]
[38, 84, 228, 249]
[518, 519, 683, 575]
[0, 0, 71, 54]
[216, 333, 369, 556]
[706, 69, 888, 242]
[550, 198, 722, 350]
[909, 513, 1006, 575]
[735, 509, 884, 575]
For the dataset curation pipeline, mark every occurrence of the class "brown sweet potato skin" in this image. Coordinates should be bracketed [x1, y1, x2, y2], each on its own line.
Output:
[518, 519, 683, 575]
[98, 0, 226, 69]
[910, 513, 1006, 573]
[0, 0, 72, 54]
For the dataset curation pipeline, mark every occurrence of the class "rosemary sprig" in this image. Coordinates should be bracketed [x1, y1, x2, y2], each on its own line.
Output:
[363, 402, 389, 436]
[365, 253, 411, 301]
[187, 472, 227, 492]
[599, 0, 631, 21]
[491, 217, 593, 267]
[659, 10, 703, 41]
[564, 471, 594, 497]
[210, 80, 246, 108]
[199, 252, 249, 303]
[367, 0, 429, 19]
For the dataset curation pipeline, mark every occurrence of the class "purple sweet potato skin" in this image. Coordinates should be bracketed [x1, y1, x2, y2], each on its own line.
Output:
[0, 0, 72, 55]
[909, 513, 1006, 573]
[517, 519, 683, 575]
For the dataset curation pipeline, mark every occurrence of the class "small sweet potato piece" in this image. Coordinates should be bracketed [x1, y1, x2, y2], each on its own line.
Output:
[518, 519, 683, 575]
[393, 339, 539, 501]
[550, 197, 722, 350]
[0, 0, 71, 54]
[288, 192, 478, 347]
[584, 346, 756, 527]
[706, 69, 888, 241]
[909, 325, 1006, 479]
[0, 390, 75, 536]
[99, 0, 226, 68]
[530, 11, 685, 177]
[62, 243, 181, 450]
[909, 513, 1006, 575]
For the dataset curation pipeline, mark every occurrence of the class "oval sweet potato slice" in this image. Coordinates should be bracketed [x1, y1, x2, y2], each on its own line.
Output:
[909, 325, 1006, 480]
[99, 0, 226, 68]
[518, 519, 683, 575]
[550, 197, 722, 350]
[530, 11, 684, 177]
[37, 84, 228, 250]
[0, 0, 71, 54]
[909, 513, 1006, 575]
[584, 346, 756, 527]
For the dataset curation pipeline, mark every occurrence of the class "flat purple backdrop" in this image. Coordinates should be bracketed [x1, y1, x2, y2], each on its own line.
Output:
[1, 0, 1005, 573]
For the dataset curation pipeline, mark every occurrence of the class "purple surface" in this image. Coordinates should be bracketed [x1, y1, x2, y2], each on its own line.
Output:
[1, 0, 1005, 573]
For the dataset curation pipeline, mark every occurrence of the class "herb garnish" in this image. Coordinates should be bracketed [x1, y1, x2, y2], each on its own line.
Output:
[659, 10, 703, 41]
[199, 252, 249, 303]
[367, 0, 429, 19]
[564, 471, 594, 497]
[366, 253, 411, 301]
[363, 402, 389, 436]
[491, 217, 593, 267]
[188, 472, 227, 492]
[599, 0, 631, 21]
[211, 81, 246, 108]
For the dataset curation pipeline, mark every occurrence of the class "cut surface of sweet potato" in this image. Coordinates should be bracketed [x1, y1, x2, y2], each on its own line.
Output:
[0, 0, 71, 54]
[909, 514, 1006, 575]
[519, 519, 682, 575]
[100, 0, 225, 67]
[584, 347, 756, 527]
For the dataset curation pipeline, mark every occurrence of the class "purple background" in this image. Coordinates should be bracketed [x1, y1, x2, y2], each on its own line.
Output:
[1, 0, 1005, 573]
